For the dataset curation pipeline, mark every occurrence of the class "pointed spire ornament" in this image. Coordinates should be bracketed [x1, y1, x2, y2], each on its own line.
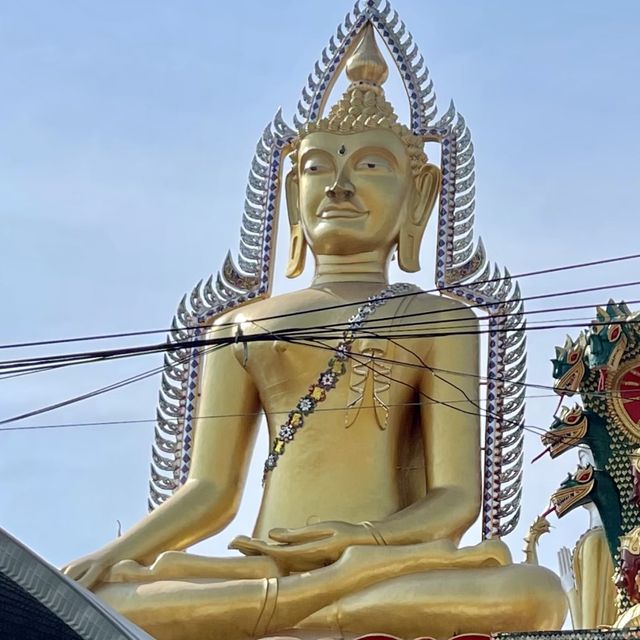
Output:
[345, 23, 388, 88]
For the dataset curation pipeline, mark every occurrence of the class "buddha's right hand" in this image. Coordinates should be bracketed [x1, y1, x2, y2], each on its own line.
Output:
[557, 546, 575, 593]
[62, 551, 117, 590]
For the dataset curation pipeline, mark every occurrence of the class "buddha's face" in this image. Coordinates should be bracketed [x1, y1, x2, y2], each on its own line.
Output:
[296, 129, 415, 256]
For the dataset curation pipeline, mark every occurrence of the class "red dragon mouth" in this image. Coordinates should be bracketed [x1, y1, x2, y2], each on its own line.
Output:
[551, 476, 595, 517]
[555, 367, 583, 396]
[541, 418, 588, 459]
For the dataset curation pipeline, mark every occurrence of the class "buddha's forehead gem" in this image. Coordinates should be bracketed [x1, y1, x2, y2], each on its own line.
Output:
[338, 145, 346, 156]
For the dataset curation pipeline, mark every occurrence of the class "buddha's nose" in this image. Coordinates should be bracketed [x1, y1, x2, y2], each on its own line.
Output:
[325, 179, 354, 200]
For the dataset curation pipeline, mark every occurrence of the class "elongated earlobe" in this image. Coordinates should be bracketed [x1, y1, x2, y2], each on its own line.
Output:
[397, 163, 441, 273]
[284, 169, 307, 278]
[286, 223, 307, 278]
[398, 227, 420, 272]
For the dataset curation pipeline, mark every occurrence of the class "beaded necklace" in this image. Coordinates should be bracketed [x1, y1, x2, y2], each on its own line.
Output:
[262, 282, 414, 483]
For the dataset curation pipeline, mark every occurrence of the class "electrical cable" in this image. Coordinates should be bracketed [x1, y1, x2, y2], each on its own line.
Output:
[249, 317, 599, 455]
[2, 251, 639, 352]
[2, 277, 638, 440]
[284, 333, 583, 450]
[0, 342, 226, 427]
[0, 334, 616, 457]
[2, 283, 639, 379]
[3, 313, 640, 396]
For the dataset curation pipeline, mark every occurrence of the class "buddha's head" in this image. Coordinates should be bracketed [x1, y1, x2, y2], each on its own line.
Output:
[285, 25, 441, 277]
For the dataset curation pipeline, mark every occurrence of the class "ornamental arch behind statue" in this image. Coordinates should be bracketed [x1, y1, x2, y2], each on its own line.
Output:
[149, 0, 527, 541]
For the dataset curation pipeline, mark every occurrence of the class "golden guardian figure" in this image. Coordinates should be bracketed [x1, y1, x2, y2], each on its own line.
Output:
[63, 3, 567, 638]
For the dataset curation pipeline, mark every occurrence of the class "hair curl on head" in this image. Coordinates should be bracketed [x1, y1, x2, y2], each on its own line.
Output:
[289, 82, 428, 177]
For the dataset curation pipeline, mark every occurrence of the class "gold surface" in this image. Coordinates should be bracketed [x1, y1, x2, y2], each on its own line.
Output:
[62, 25, 567, 640]
[572, 528, 617, 628]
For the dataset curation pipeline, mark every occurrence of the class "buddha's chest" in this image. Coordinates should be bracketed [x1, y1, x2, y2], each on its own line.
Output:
[234, 332, 417, 426]
[238, 331, 386, 377]
[231, 289, 429, 453]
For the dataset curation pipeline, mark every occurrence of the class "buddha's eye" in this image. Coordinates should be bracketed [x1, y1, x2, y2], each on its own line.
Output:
[356, 155, 392, 172]
[302, 158, 331, 175]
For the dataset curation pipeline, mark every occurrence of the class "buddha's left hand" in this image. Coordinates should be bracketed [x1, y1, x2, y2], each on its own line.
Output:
[229, 521, 373, 572]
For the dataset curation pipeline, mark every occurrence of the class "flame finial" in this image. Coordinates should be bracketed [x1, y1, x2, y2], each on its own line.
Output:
[346, 23, 388, 87]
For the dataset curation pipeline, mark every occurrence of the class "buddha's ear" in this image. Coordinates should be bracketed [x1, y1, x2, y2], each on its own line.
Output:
[398, 163, 441, 273]
[285, 169, 307, 278]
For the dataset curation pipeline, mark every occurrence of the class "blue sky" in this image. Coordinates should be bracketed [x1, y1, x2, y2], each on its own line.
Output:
[2, 0, 640, 590]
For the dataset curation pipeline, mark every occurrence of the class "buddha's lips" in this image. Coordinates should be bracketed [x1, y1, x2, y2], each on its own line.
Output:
[318, 208, 368, 219]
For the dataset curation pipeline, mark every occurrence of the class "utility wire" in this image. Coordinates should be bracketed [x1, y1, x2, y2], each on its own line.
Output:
[3, 314, 640, 394]
[0, 397, 543, 433]
[2, 279, 639, 378]
[285, 334, 583, 450]
[270, 290, 640, 337]
[2, 280, 639, 429]
[291, 330, 640, 397]
[0, 390, 601, 458]
[5, 311, 633, 377]
[256, 280, 640, 340]
[0, 343, 225, 427]
[3, 252, 640, 352]
[0, 308, 600, 382]
[236, 316, 612, 456]
[1, 354, 631, 431]
[0, 334, 617, 456]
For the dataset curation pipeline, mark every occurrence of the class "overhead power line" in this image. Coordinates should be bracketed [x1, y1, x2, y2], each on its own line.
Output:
[2, 311, 639, 381]
[0, 338, 588, 455]
[2, 251, 639, 352]
[0, 343, 226, 427]
[0, 323, 629, 451]
[1, 278, 639, 380]
[0, 319, 622, 459]
[0, 395, 569, 433]
[1, 267, 638, 432]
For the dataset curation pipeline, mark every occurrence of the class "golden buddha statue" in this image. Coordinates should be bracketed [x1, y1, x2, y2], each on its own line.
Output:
[62, 18, 567, 640]
[558, 524, 617, 629]
[555, 449, 616, 630]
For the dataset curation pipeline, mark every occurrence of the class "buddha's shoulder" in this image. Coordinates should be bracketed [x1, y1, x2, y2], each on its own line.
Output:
[210, 289, 317, 329]
[209, 289, 479, 328]
[405, 290, 479, 320]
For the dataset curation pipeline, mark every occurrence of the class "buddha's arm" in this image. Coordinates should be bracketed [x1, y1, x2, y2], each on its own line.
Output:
[65, 337, 261, 579]
[372, 307, 481, 545]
